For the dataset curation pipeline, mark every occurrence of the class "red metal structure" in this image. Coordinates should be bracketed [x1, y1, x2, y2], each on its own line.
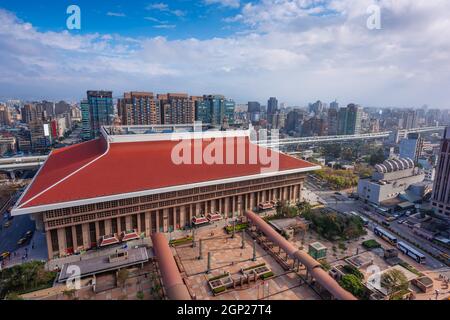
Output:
[245, 210, 357, 300]
[151, 233, 191, 300]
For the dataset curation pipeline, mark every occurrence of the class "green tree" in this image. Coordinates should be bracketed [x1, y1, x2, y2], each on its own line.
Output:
[117, 269, 129, 288]
[381, 269, 409, 297]
[339, 274, 365, 299]
[369, 148, 385, 166]
[136, 291, 145, 300]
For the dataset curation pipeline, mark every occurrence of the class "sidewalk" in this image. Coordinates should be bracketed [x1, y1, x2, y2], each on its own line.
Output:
[1, 231, 47, 269]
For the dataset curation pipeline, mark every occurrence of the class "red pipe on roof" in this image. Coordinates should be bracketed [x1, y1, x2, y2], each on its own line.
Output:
[151, 233, 191, 300]
[245, 210, 357, 300]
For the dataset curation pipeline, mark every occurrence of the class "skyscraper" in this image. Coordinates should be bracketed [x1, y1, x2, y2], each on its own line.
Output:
[403, 109, 418, 130]
[194, 95, 235, 126]
[0, 105, 11, 126]
[327, 108, 339, 135]
[118, 92, 161, 126]
[431, 127, 450, 219]
[285, 110, 302, 133]
[330, 100, 339, 110]
[267, 97, 278, 125]
[82, 91, 114, 140]
[309, 100, 324, 116]
[81, 100, 91, 141]
[21, 104, 38, 124]
[399, 133, 423, 163]
[157, 93, 194, 125]
[338, 103, 362, 135]
[248, 101, 261, 124]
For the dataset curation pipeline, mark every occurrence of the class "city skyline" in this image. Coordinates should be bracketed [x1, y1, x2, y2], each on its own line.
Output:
[1, 1, 450, 307]
[0, 1, 450, 108]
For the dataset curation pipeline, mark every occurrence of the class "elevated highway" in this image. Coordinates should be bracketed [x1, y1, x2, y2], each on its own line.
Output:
[257, 126, 445, 148]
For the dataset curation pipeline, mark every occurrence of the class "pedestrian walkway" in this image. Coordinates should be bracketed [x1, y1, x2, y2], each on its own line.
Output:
[1, 231, 47, 269]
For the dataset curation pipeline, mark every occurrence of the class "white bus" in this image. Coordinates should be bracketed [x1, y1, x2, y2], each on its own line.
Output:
[397, 241, 426, 264]
[374, 227, 398, 245]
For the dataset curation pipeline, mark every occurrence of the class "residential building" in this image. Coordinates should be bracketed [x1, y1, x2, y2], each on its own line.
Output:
[118, 92, 161, 126]
[21, 104, 38, 124]
[327, 108, 339, 135]
[0, 105, 11, 126]
[158, 93, 194, 125]
[0, 134, 16, 156]
[29, 120, 51, 153]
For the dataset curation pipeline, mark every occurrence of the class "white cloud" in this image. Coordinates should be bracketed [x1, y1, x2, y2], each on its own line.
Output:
[204, 0, 241, 9]
[107, 12, 126, 17]
[154, 24, 176, 29]
[146, 2, 186, 17]
[0, 1, 450, 108]
[144, 17, 168, 23]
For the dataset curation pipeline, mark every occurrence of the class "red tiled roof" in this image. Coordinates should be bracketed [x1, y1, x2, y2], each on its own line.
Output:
[15, 136, 318, 211]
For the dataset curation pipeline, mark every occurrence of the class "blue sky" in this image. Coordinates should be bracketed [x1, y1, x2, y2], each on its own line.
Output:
[0, 1, 449, 108]
[0, 0, 246, 39]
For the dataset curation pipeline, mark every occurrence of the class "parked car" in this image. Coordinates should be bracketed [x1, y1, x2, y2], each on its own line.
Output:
[0, 252, 10, 261]
[17, 237, 27, 245]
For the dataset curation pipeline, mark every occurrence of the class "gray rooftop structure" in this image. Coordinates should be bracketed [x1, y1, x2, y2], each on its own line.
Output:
[58, 247, 150, 282]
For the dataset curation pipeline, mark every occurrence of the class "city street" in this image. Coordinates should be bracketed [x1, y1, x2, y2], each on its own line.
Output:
[0, 192, 48, 269]
[303, 175, 449, 270]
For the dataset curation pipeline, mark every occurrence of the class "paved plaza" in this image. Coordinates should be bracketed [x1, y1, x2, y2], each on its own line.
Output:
[175, 226, 321, 300]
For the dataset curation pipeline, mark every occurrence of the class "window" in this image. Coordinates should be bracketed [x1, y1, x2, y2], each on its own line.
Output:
[50, 229, 59, 253]
[132, 214, 138, 230]
[89, 223, 97, 245]
[140, 213, 146, 233]
[99, 220, 105, 237]
[120, 217, 126, 231]
[76, 225, 83, 247]
[65, 227, 73, 249]
[111, 219, 118, 234]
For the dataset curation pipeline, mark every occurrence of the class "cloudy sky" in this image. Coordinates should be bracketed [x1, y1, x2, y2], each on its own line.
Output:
[0, 0, 449, 108]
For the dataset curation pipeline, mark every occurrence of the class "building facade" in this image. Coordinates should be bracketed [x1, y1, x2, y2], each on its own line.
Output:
[431, 127, 450, 219]
[117, 92, 161, 126]
[12, 128, 319, 259]
[338, 104, 362, 135]
[0, 105, 12, 126]
[358, 158, 425, 205]
[248, 101, 261, 124]
[158, 93, 194, 125]
[399, 133, 423, 163]
[196, 95, 235, 126]
[267, 97, 278, 125]
[82, 91, 114, 140]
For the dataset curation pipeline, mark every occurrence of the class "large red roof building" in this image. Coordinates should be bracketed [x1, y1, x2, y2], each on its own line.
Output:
[13, 127, 319, 259]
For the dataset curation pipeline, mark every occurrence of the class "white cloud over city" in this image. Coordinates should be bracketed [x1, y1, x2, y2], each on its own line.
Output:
[0, 0, 450, 108]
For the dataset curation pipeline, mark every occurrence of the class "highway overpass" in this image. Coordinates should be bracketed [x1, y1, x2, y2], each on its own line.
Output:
[257, 126, 445, 148]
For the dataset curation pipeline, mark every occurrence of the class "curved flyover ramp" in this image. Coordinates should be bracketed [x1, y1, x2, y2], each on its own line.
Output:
[245, 210, 356, 300]
[151, 233, 191, 300]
